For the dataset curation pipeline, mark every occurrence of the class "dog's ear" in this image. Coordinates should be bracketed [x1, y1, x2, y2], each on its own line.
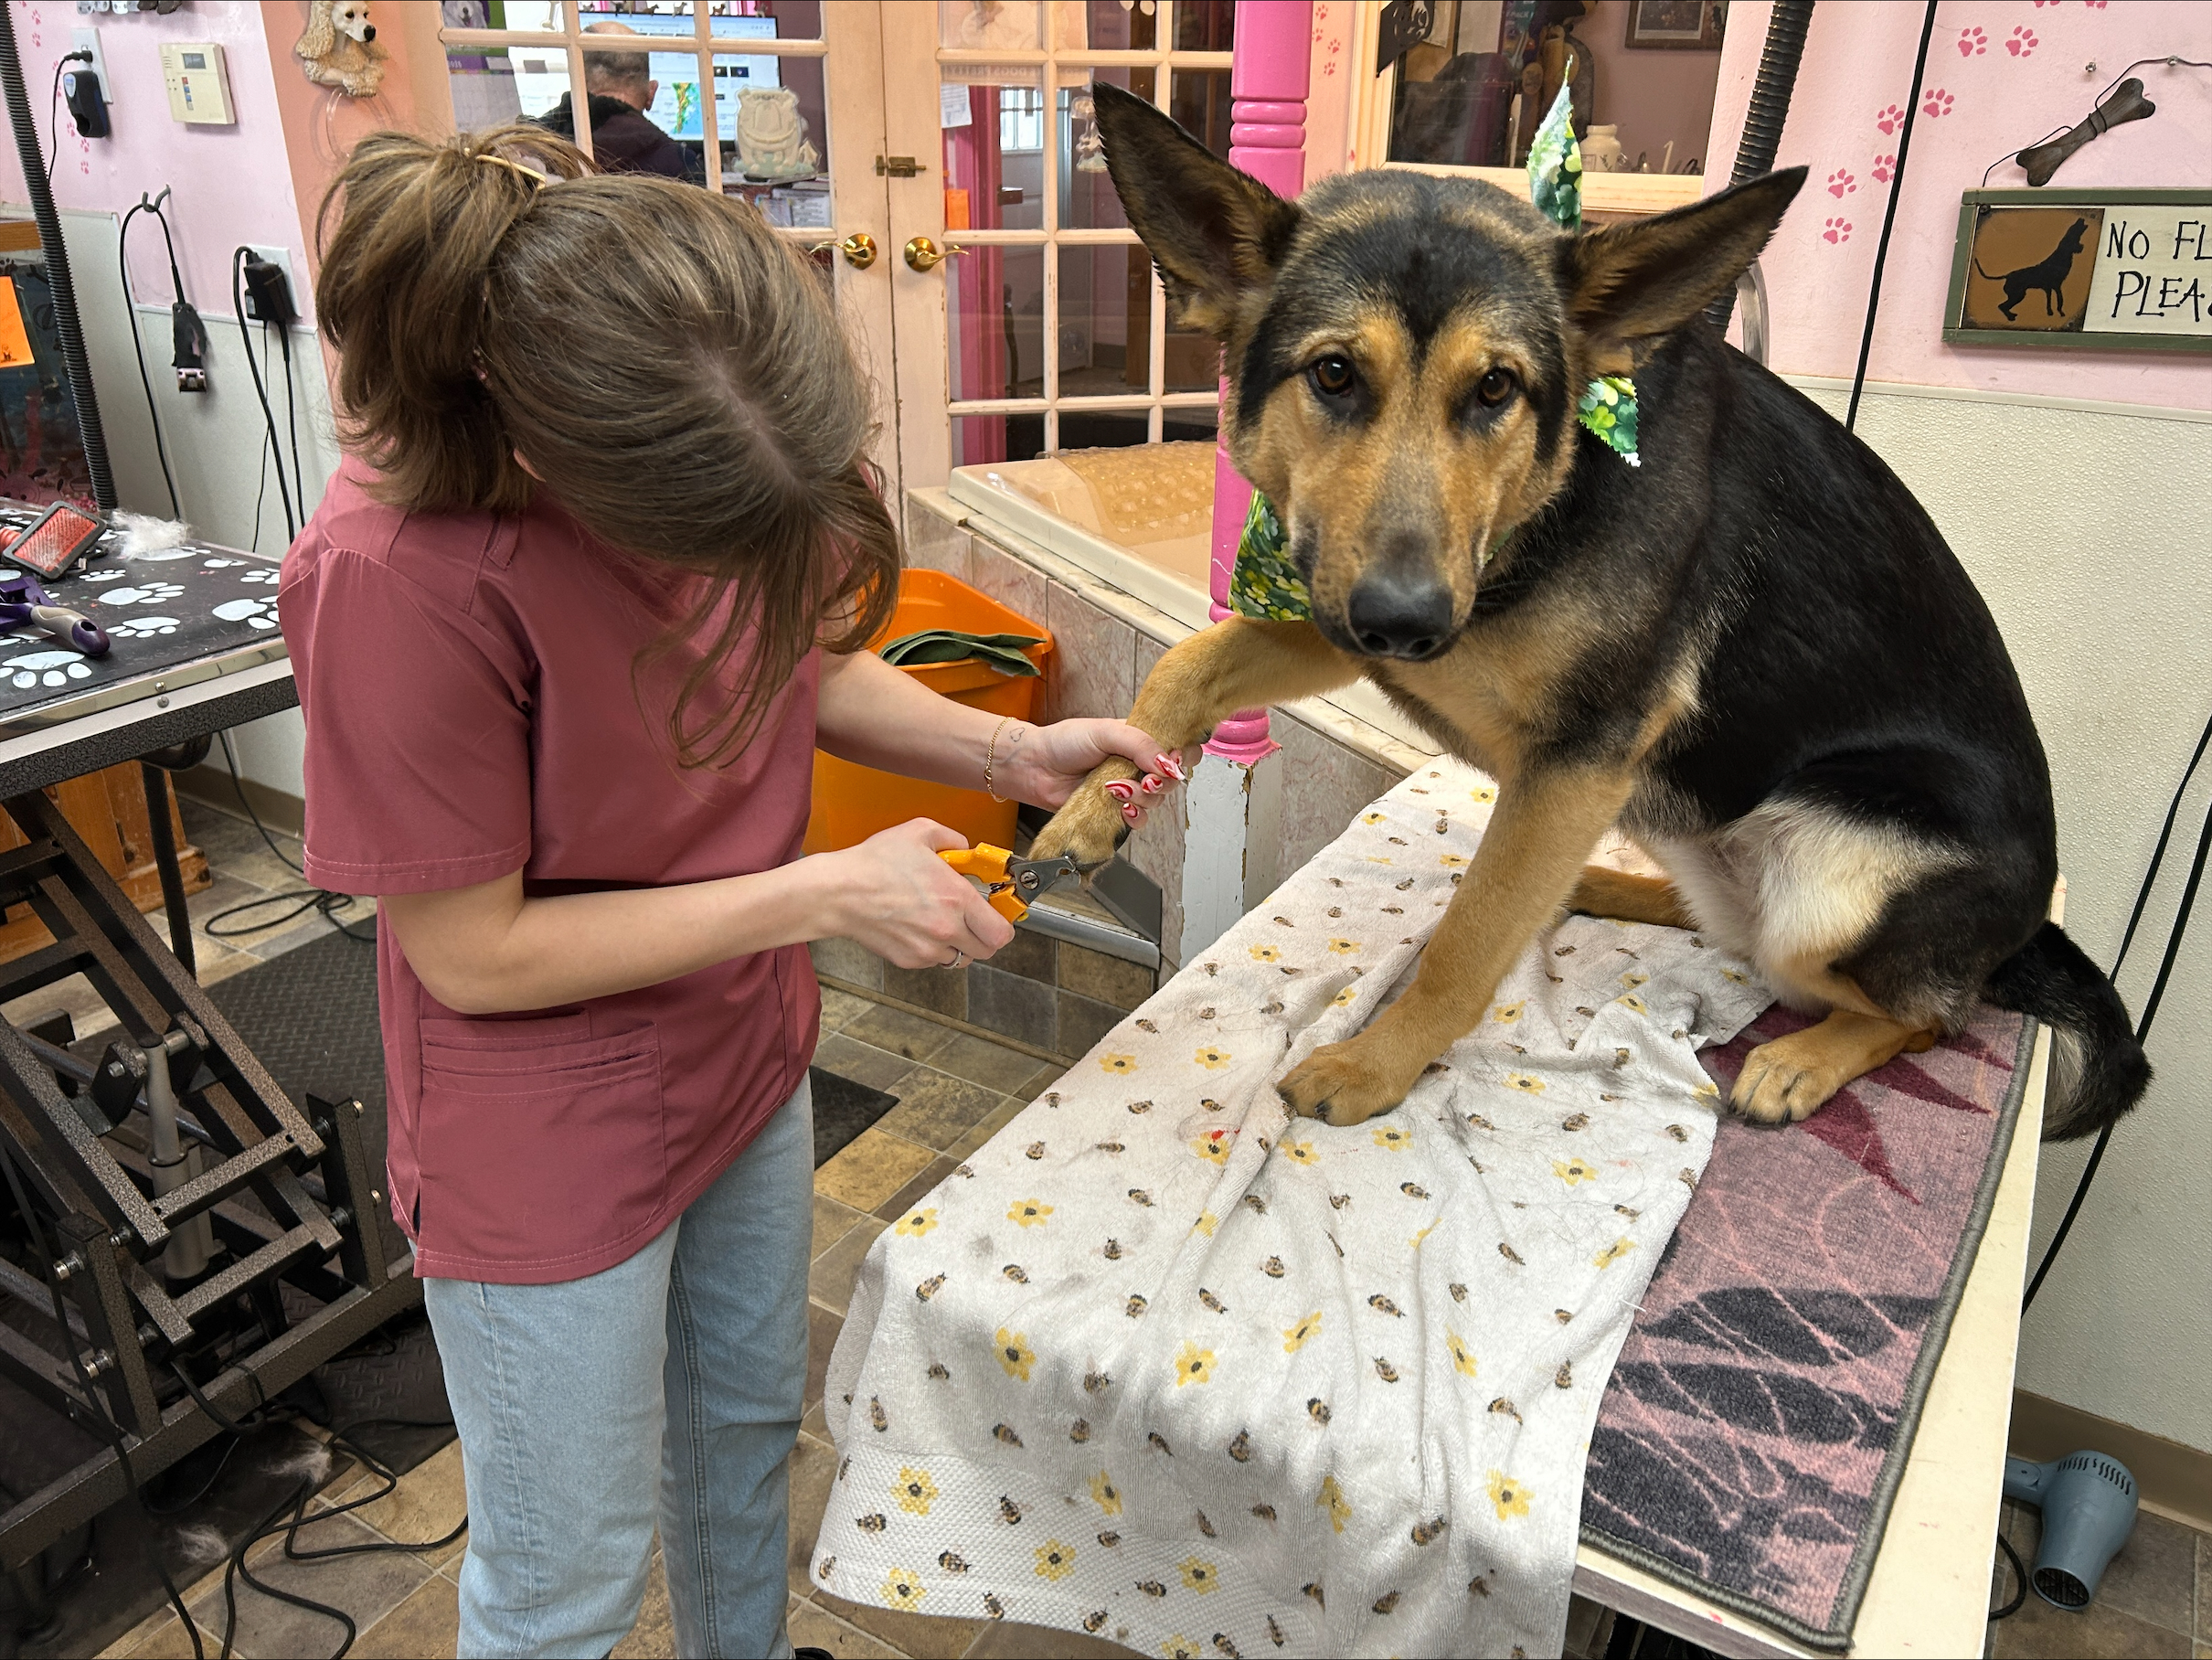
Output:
[1094, 81, 1299, 338]
[1563, 167, 1805, 374]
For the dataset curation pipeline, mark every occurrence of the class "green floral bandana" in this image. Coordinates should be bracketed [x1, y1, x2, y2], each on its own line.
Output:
[1228, 86, 1639, 623]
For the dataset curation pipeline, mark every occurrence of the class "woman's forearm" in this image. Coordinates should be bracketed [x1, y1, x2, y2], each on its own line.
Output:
[815, 647, 1005, 793]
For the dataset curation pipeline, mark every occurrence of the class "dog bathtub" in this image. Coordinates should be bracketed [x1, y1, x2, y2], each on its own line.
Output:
[947, 442, 1434, 749]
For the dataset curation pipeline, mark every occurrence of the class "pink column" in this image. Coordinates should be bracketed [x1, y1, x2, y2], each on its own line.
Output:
[1205, 0, 1312, 763]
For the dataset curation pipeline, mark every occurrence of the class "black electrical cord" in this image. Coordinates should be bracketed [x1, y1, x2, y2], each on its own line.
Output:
[0, 1142, 207, 1660]
[249, 330, 274, 553]
[204, 729, 374, 943]
[276, 324, 303, 533]
[43, 53, 86, 186]
[229, 248, 295, 540]
[2022, 700, 2212, 1311]
[1844, 0, 1938, 434]
[117, 197, 183, 518]
[1991, 1530, 2028, 1621]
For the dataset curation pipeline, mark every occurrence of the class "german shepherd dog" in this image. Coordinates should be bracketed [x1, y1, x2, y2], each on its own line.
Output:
[1032, 85, 2149, 1138]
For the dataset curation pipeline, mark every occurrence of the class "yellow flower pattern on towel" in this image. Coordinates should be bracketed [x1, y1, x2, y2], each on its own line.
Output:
[893, 1466, 938, 1516]
[1090, 1471, 1123, 1515]
[1470, 784, 1497, 803]
[1441, 853, 1470, 867]
[1194, 1045, 1231, 1069]
[1284, 1310, 1323, 1353]
[1372, 1124, 1412, 1150]
[1449, 1329, 1478, 1378]
[1100, 1053, 1137, 1074]
[1191, 1132, 1230, 1165]
[1249, 943, 1282, 963]
[1178, 1556, 1220, 1594]
[1594, 1237, 1636, 1269]
[1493, 1001, 1525, 1024]
[1318, 1474, 1352, 1533]
[1282, 1139, 1317, 1165]
[1192, 1210, 1219, 1237]
[1361, 810, 1388, 825]
[1618, 994, 1649, 1015]
[1505, 1072, 1547, 1094]
[894, 1208, 938, 1238]
[1553, 1156, 1597, 1186]
[1175, 1341, 1216, 1386]
[995, 1329, 1036, 1381]
[881, 1566, 927, 1609]
[1008, 1198, 1053, 1228]
[1488, 1470, 1533, 1520]
[1163, 1638, 1205, 1660]
[1328, 937, 1361, 954]
[1621, 970, 1650, 990]
[1035, 1538, 1076, 1580]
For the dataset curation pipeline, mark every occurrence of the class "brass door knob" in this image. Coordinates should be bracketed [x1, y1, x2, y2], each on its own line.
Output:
[904, 235, 970, 272]
[810, 232, 877, 270]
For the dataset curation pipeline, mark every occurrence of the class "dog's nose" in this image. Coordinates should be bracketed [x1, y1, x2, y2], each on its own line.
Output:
[1345, 570, 1455, 660]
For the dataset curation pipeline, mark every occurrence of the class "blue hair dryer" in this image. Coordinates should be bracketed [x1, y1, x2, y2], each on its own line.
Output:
[2003, 1450, 2138, 1610]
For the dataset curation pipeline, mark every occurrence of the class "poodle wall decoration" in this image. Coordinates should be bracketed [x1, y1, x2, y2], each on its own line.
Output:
[296, 0, 387, 100]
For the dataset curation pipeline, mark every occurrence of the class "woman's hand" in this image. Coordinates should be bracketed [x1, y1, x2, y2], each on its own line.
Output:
[1001, 719, 1194, 830]
[813, 818, 1016, 970]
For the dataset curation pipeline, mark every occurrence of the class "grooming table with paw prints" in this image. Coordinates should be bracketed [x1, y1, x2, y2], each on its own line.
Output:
[814, 761, 2049, 1660]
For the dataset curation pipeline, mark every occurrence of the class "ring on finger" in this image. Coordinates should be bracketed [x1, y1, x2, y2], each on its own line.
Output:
[943, 949, 968, 970]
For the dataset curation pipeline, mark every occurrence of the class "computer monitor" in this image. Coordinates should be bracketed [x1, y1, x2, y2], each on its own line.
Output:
[610, 13, 780, 144]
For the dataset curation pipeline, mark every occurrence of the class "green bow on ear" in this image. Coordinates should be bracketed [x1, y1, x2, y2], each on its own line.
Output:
[1227, 85, 1642, 626]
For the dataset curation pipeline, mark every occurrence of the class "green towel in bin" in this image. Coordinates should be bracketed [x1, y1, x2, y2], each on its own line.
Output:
[877, 629, 1044, 677]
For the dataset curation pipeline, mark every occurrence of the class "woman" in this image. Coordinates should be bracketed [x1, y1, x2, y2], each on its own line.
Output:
[282, 125, 1181, 1658]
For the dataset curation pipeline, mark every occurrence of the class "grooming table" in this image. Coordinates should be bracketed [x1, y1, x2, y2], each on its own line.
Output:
[1573, 1022, 2048, 1660]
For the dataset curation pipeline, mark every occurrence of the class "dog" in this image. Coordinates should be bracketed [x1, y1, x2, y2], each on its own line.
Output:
[1032, 84, 2148, 1139]
[295, 0, 388, 100]
[1974, 217, 2090, 321]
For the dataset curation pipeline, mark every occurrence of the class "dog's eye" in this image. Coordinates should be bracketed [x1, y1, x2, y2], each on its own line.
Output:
[1310, 355, 1356, 399]
[1475, 367, 1517, 408]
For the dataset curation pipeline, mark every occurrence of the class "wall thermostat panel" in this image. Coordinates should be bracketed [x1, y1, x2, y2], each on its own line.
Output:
[159, 42, 235, 125]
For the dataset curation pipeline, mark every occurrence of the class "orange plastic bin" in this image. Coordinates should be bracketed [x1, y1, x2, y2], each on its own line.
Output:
[803, 569, 1052, 855]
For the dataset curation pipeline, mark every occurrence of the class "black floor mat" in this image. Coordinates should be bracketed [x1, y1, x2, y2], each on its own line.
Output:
[811, 1066, 898, 1165]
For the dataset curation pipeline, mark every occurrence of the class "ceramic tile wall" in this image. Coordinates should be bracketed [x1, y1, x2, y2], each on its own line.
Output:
[808, 931, 1153, 1061]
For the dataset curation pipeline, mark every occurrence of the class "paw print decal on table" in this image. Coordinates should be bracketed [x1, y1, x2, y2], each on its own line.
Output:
[211, 598, 278, 630]
[1823, 218, 1853, 244]
[202, 558, 244, 569]
[1922, 89, 1954, 119]
[104, 616, 181, 639]
[1957, 26, 1986, 55]
[238, 568, 279, 585]
[1826, 169, 1856, 197]
[5, 650, 94, 688]
[97, 582, 186, 606]
[77, 569, 126, 582]
[2007, 27, 2037, 57]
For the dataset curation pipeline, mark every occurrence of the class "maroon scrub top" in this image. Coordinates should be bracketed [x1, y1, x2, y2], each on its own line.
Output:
[280, 460, 820, 1284]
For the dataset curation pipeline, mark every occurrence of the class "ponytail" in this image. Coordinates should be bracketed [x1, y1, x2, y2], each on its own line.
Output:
[315, 124, 593, 514]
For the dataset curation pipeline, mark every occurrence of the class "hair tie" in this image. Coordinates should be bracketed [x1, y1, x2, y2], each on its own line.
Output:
[474, 152, 550, 186]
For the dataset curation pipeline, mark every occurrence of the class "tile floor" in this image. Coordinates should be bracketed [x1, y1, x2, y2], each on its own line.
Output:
[69, 828, 2212, 1657]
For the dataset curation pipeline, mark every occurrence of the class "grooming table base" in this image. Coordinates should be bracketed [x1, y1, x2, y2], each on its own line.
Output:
[815, 762, 1770, 1659]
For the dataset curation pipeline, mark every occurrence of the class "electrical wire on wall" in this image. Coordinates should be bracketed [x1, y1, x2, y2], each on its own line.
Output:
[229, 246, 297, 541]
[116, 188, 197, 518]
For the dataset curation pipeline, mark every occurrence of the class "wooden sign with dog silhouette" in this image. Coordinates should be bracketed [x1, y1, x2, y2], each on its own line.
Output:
[1945, 188, 2212, 353]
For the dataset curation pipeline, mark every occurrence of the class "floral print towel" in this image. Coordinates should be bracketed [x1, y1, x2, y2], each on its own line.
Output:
[815, 761, 1771, 1658]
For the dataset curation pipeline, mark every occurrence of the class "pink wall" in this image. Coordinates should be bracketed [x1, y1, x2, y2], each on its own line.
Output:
[1579, 0, 1723, 175]
[2, 3, 312, 320]
[1707, 0, 2212, 410]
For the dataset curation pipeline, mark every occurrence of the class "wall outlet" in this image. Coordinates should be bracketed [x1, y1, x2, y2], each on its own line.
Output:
[239, 245, 297, 323]
[69, 27, 112, 104]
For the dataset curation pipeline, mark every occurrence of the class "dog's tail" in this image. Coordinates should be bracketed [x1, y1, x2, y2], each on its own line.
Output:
[1972, 257, 2002, 282]
[1983, 922, 2150, 1140]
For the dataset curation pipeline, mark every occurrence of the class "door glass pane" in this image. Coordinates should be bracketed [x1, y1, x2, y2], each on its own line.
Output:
[1173, 0, 1235, 51]
[1168, 67, 1231, 159]
[1058, 69, 1152, 230]
[941, 0, 1043, 50]
[1057, 244, 1146, 396]
[493, 0, 568, 32]
[1073, 0, 1155, 52]
[1163, 405, 1219, 444]
[949, 246, 1045, 402]
[722, 52, 828, 213]
[1053, 410, 1152, 452]
[442, 1, 525, 130]
[941, 69, 1044, 233]
[505, 38, 572, 121]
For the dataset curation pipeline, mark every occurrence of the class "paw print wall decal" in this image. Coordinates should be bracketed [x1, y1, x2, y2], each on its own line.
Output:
[105, 616, 181, 639]
[211, 598, 277, 630]
[1824, 218, 1853, 244]
[1922, 89, 1955, 119]
[1957, 26, 1986, 55]
[97, 581, 186, 606]
[1874, 103, 1905, 135]
[2007, 27, 2037, 57]
[1871, 153, 1897, 182]
[1827, 169, 1856, 197]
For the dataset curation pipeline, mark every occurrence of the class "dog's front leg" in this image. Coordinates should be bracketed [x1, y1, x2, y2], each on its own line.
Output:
[1279, 767, 1636, 1124]
[1031, 619, 1358, 871]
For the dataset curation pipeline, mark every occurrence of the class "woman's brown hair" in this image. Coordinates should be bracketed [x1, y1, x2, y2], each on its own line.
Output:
[314, 123, 898, 769]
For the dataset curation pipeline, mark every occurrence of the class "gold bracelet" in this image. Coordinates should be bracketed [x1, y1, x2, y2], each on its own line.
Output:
[984, 717, 1019, 803]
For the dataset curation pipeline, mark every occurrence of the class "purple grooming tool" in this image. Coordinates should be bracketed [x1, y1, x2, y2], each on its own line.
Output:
[0, 571, 108, 657]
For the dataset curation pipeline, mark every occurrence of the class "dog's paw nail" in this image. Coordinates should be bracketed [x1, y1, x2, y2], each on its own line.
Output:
[1104, 780, 1136, 802]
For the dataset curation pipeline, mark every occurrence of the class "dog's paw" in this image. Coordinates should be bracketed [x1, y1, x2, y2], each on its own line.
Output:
[1029, 761, 1140, 873]
[1277, 1037, 1416, 1126]
[1730, 1031, 1852, 1125]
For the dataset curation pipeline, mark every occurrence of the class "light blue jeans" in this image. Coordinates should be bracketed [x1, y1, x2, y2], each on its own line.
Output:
[423, 1078, 813, 1659]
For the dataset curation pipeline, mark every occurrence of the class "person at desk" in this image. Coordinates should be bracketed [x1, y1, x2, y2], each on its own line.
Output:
[535, 21, 697, 182]
[284, 125, 1186, 1658]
